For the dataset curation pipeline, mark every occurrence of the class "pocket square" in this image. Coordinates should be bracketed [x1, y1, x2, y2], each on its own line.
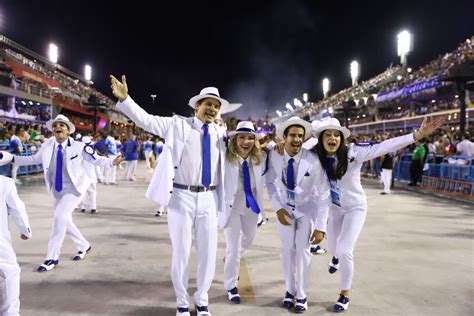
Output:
[304, 171, 310, 176]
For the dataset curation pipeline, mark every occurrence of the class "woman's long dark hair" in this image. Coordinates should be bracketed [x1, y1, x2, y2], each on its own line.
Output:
[312, 131, 349, 180]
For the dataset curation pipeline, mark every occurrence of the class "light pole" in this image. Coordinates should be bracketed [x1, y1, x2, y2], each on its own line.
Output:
[322, 78, 330, 99]
[397, 30, 413, 69]
[350, 61, 359, 86]
[48, 43, 58, 64]
[150, 94, 157, 105]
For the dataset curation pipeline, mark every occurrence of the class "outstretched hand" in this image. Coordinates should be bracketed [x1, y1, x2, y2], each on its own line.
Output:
[415, 117, 445, 140]
[112, 153, 124, 166]
[110, 75, 128, 102]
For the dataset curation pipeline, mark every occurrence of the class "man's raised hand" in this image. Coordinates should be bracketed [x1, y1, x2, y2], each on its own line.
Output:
[110, 75, 128, 102]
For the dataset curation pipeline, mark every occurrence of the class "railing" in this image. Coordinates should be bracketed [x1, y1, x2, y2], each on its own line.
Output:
[393, 153, 474, 197]
[0, 144, 43, 177]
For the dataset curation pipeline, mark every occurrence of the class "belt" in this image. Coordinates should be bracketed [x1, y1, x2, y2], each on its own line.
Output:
[173, 183, 217, 193]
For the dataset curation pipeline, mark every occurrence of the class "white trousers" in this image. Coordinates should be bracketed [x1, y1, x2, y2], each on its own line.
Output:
[123, 161, 137, 180]
[167, 188, 218, 308]
[104, 155, 117, 184]
[381, 169, 392, 194]
[79, 183, 97, 210]
[144, 151, 152, 169]
[0, 262, 20, 316]
[327, 204, 366, 291]
[278, 214, 313, 299]
[10, 165, 19, 181]
[47, 193, 90, 260]
[223, 207, 258, 290]
[95, 166, 104, 182]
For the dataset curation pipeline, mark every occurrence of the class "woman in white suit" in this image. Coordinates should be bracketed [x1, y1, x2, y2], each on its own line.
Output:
[312, 117, 444, 312]
[0, 170, 32, 316]
[219, 121, 267, 304]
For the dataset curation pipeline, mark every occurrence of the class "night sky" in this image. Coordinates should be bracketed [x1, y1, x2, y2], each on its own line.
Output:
[1, 0, 473, 119]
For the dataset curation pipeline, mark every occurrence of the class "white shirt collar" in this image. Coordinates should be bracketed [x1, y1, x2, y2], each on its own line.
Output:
[284, 148, 302, 164]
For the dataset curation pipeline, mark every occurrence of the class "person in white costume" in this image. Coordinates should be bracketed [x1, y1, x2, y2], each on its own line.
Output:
[110, 74, 230, 316]
[0, 165, 31, 316]
[153, 137, 166, 216]
[104, 131, 118, 185]
[0, 115, 121, 272]
[265, 116, 330, 313]
[311, 116, 444, 312]
[78, 136, 98, 214]
[220, 121, 267, 304]
[143, 135, 154, 170]
[302, 120, 327, 255]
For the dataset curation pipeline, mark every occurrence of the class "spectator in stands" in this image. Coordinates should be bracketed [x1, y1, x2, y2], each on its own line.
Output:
[456, 133, 474, 157]
[9, 128, 23, 185]
[409, 140, 426, 186]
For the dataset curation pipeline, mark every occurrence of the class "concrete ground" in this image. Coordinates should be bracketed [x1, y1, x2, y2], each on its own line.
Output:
[10, 161, 474, 316]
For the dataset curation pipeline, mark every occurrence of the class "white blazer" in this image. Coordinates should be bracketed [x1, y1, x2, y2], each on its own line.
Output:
[332, 133, 415, 209]
[265, 148, 330, 232]
[117, 96, 227, 211]
[218, 155, 268, 229]
[0, 176, 32, 263]
[13, 137, 112, 196]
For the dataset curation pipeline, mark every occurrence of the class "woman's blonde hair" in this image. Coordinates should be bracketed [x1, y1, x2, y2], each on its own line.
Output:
[226, 133, 263, 165]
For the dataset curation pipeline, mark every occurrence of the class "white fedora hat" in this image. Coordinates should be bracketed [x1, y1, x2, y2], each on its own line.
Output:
[220, 103, 242, 115]
[0, 151, 13, 166]
[46, 114, 76, 134]
[311, 120, 322, 137]
[228, 121, 262, 139]
[276, 116, 313, 141]
[188, 87, 230, 113]
[313, 117, 350, 139]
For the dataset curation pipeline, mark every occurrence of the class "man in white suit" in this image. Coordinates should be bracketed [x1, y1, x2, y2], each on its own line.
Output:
[0, 115, 120, 272]
[0, 165, 32, 316]
[265, 116, 330, 313]
[110, 75, 230, 316]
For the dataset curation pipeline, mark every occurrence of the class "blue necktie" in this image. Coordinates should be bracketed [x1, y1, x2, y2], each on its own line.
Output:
[202, 124, 211, 187]
[55, 144, 63, 192]
[287, 158, 295, 190]
[242, 160, 260, 214]
[326, 157, 336, 180]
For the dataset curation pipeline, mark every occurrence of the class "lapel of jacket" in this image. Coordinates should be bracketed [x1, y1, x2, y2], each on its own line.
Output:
[296, 151, 310, 186]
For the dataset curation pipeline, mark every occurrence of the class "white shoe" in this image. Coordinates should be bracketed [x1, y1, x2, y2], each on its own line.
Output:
[14, 179, 22, 185]
[176, 307, 190, 316]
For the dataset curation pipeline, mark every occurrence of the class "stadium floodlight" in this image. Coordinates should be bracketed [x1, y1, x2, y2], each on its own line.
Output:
[275, 110, 283, 117]
[84, 65, 92, 81]
[397, 30, 413, 67]
[350, 61, 359, 86]
[303, 93, 308, 103]
[285, 102, 294, 112]
[322, 78, 330, 99]
[48, 43, 58, 64]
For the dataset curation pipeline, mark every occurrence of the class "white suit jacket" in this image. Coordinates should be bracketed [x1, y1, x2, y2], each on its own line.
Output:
[0, 176, 32, 263]
[117, 96, 226, 211]
[265, 148, 330, 232]
[13, 137, 112, 196]
[219, 155, 268, 229]
[333, 133, 415, 209]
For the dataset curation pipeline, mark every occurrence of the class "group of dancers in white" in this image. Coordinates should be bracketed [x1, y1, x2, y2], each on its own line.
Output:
[0, 74, 443, 315]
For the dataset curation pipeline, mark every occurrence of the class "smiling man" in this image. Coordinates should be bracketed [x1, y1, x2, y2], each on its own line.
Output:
[110, 75, 230, 316]
[265, 116, 330, 313]
[0, 114, 121, 272]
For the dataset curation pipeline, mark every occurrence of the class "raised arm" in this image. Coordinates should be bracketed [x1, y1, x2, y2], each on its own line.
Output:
[355, 117, 444, 162]
[110, 75, 174, 136]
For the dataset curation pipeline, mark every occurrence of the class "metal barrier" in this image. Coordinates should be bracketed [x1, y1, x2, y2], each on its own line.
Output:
[393, 154, 474, 197]
[0, 144, 43, 177]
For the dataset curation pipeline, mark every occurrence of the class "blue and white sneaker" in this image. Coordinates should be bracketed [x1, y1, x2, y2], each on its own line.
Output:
[37, 259, 59, 272]
[176, 307, 190, 316]
[334, 294, 350, 312]
[310, 244, 327, 255]
[227, 287, 241, 304]
[282, 291, 295, 309]
[195, 305, 211, 316]
[294, 297, 308, 313]
[329, 256, 339, 274]
[73, 246, 91, 261]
